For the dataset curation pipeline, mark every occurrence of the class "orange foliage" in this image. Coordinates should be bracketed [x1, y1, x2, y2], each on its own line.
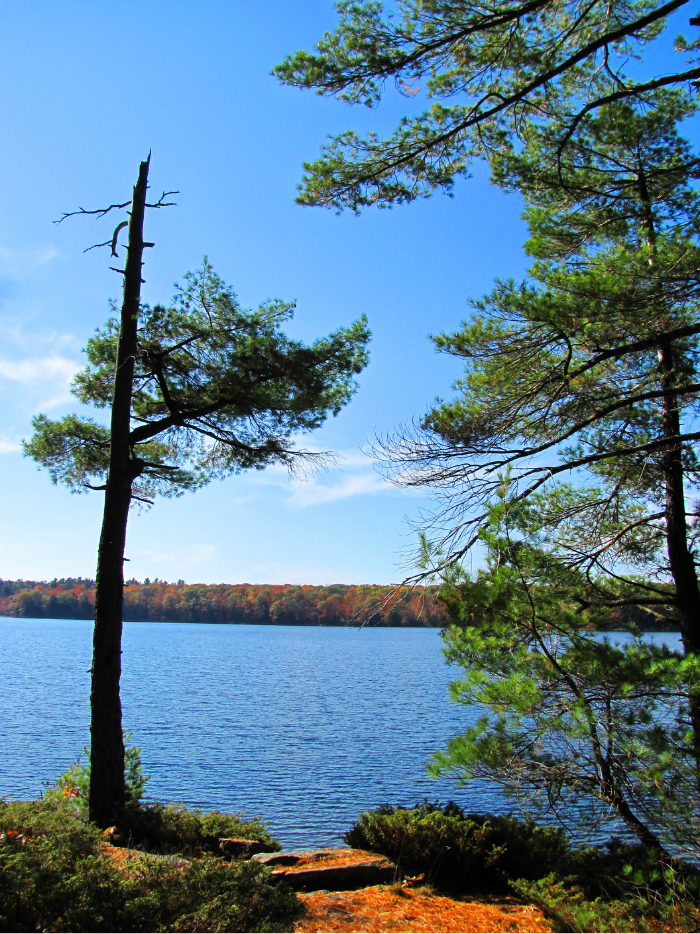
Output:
[0, 578, 444, 627]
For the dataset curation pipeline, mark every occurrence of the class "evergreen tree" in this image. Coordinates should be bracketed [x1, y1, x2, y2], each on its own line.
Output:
[377, 93, 700, 846]
[432, 490, 700, 854]
[24, 159, 371, 827]
[276, 0, 700, 211]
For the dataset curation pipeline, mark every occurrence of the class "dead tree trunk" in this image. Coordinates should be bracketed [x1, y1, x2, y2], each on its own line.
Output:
[88, 157, 150, 828]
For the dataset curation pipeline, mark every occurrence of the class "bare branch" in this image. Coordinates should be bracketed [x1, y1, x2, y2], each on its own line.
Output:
[110, 221, 129, 257]
[84, 239, 114, 254]
[145, 190, 179, 208]
[55, 201, 131, 225]
[83, 220, 131, 256]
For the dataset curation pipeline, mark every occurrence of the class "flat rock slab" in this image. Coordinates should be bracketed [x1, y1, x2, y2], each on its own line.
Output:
[252, 847, 396, 891]
[219, 837, 276, 859]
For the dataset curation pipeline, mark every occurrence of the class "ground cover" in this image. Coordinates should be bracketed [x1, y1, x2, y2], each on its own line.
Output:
[0, 798, 300, 932]
[343, 803, 700, 933]
[294, 885, 551, 933]
[3, 795, 700, 932]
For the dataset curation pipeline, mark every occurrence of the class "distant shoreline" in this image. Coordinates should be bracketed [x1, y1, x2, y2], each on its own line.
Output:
[0, 614, 443, 628]
[0, 578, 680, 631]
[0, 614, 681, 634]
[0, 579, 444, 628]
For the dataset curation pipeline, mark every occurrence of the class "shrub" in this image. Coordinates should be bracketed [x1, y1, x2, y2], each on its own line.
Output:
[512, 840, 700, 932]
[344, 801, 569, 889]
[0, 798, 300, 932]
[345, 803, 700, 931]
[43, 731, 149, 820]
[42, 739, 276, 858]
[120, 800, 279, 857]
[0, 799, 123, 932]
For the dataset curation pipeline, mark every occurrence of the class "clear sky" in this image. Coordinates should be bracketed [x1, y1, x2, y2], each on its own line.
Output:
[0, 1, 685, 585]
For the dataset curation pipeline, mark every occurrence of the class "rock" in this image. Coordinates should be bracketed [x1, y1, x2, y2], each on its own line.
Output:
[219, 837, 277, 859]
[252, 847, 396, 891]
[252, 848, 334, 868]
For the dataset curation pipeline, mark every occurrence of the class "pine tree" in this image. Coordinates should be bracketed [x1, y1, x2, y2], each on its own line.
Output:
[377, 93, 700, 848]
[276, 0, 700, 211]
[24, 159, 371, 827]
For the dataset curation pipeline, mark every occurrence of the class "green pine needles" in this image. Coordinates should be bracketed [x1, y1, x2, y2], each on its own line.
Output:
[275, 0, 700, 212]
[432, 490, 700, 856]
[25, 259, 370, 503]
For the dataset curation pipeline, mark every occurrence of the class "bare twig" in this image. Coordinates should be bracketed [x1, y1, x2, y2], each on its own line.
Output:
[55, 201, 132, 224]
[145, 190, 179, 208]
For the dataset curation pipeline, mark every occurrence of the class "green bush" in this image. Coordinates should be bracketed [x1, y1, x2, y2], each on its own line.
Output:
[120, 800, 279, 857]
[513, 871, 700, 933]
[0, 799, 300, 933]
[512, 840, 700, 932]
[43, 731, 149, 820]
[344, 801, 569, 889]
[345, 803, 700, 930]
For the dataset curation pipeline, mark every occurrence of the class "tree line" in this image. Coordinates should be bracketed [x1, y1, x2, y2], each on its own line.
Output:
[0, 578, 444, 627]
[0, 576, 672, 629]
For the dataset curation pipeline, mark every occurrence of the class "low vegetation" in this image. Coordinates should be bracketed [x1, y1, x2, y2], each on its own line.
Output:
[0, 745, 298, 932]
[0, 797, 300, 933]
[4, 743, 700, 934]
[346, 802, 700, 932]
[345, 800, 569, 890]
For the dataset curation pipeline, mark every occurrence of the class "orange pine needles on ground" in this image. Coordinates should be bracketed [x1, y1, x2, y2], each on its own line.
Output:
[294, 885, 552, 933]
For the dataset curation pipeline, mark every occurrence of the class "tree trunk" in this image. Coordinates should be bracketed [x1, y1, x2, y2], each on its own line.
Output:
[88, 157, 150, 828]
[658, 340, 700, 783]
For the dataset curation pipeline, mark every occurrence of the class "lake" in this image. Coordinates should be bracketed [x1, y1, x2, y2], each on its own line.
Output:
[2, 618, 495, 847]
[0, 619, 682, 849]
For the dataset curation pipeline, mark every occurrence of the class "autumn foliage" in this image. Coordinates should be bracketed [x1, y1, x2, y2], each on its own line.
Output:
[0, 579, 444, 627]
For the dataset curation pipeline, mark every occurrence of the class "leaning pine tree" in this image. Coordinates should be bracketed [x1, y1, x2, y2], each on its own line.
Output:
[378, 93, 700, 852]
[24, 156, 370, 828]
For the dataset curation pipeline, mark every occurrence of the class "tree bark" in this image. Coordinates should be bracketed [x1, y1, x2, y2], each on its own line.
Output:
[658, 340, 700, 783]
[88, 157, 150, 828]
[639, 167, 700, 782]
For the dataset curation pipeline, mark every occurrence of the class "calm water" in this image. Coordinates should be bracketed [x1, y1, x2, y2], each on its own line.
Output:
[1, 619, 682, 849]
[1, 619, 505, 847]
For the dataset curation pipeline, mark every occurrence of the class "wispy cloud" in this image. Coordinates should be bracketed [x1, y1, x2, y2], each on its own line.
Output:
[0, 354, 77, 384]
[185, 544, 217, 566]
[0, 438, 21, 454]
[129, 543, 218, 570]
[0, 245, 59, 275]
[229, 446, 414, 509]
[288, 472, 389, 507]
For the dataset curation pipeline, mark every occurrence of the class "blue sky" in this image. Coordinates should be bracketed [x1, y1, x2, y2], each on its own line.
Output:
[0, 1, 688, 585]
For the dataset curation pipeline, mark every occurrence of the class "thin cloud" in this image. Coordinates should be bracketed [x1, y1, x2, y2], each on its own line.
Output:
[288, 473, 389, 507]
[0, 245, 59, 275]
[185, 544, 217, 566]
[0, 438, 21, 454]
[0, 354, 77, 385]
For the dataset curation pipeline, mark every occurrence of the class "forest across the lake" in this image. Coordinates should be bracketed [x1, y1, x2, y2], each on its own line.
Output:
[0, 578, 445, 626]
[0, 577, 678, 629]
